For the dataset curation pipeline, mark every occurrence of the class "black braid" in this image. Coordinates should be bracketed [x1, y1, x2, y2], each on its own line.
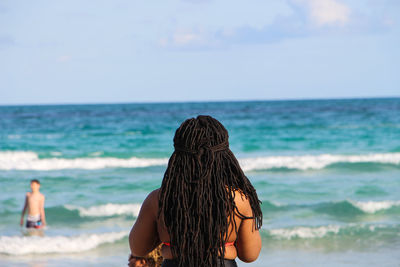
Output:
[159, 115, 262, 267]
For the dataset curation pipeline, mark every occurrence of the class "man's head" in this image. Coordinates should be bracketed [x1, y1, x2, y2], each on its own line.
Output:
[30, 179, 40, 191]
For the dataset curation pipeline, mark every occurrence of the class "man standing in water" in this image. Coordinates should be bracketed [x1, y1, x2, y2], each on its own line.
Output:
[20, 179, 46, 228]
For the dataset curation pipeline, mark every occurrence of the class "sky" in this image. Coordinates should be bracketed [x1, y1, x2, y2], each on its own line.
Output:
[0, 0, 399, 105]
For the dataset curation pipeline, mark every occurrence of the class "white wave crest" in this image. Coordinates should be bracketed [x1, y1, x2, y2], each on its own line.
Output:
[1, 151, 400, 171]
[0, 151, 168, 170]
[351, 200, 400, 213]
[0, 231, 127, 255]
[268, 225, 341, 239]
[65, 203, 141, 217]
[240, 153, 400, 171]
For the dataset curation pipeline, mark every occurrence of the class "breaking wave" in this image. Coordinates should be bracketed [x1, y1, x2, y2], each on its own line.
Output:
[262, 200, 400, 215]
[265, 224, 398, 240]
[268, 225, 341, 239]
[0, 151, 167, 170]
[240, 153, 400, 171]
[350, 200, 400, 213]
[0, 231, 127, 255]
[64, 203, 141, 217]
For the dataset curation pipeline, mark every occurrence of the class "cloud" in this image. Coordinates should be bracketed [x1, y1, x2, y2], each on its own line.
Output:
[159, 28, 222, 50]
[224, 0, 353, 45]
[216, 14, 308, 45]
[173, 30, 204, 46]
[295, 0, 351, 27]
[161, 0, 391, 49]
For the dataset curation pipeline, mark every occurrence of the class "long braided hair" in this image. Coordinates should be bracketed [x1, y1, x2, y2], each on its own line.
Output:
[158, 115, 262, 267]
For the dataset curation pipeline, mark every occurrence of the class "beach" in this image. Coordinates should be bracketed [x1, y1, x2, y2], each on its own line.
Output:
[1, 98, 400, 266]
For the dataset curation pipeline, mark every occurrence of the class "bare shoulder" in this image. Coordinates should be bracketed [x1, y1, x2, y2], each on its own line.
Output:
[233, 190, 253, 217]
[148, 188, 160, 199]
[26, 192, 31, 198]
[40, 193, 45, 200]
[142, 188, 160, 214]
[146, 188, 160, 204]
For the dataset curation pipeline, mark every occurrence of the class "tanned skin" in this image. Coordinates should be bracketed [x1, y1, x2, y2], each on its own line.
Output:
[129, 189, 261, 263]
[20, 180, 46, 227]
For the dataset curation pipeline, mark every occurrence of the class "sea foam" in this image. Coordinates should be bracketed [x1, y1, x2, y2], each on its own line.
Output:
[0, 231, 127, 255]
[268, 225, 341, 239]
[266, 223, 395, 240]
[65, 203, 141, 217]
[0, 151, 167, 171]
[240, 153, 400, 171]
[1, 151, 400, 171]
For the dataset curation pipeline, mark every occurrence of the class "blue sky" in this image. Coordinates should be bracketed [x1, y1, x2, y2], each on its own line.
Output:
[0, 0, 399, 104]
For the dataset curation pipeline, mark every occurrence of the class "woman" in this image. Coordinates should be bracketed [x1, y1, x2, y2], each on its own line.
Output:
[129, 115, 262, 267]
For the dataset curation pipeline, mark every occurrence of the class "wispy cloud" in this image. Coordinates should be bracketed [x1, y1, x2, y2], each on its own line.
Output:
[159, 28, 222, 50]
[224, 0, 354, 45]
[172, 29, 204, 46]
[161, 0, 391, 50]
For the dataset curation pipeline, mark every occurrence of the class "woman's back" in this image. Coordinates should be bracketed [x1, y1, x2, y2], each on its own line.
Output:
[129, 116, 262, 267]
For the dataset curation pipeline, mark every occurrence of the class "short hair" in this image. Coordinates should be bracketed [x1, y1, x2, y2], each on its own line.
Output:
[30, 179, 40, 185]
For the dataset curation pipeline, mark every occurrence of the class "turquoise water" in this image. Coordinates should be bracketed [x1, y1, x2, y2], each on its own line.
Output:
[1, 98, 400, 266]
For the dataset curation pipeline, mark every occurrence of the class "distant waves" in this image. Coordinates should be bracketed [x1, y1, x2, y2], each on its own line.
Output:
[0, 151, 168, 170]
[1, 200, 398, 218]
[1, 151, 400, 171]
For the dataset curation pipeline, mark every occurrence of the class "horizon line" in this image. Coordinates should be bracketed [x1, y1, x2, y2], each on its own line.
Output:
[0, 95, 399, 107]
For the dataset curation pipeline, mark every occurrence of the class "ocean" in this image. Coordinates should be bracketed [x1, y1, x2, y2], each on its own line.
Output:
[0, 98, 399, 267]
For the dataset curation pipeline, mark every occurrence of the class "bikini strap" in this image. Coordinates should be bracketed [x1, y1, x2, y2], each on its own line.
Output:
[225, 241, 235, 247]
